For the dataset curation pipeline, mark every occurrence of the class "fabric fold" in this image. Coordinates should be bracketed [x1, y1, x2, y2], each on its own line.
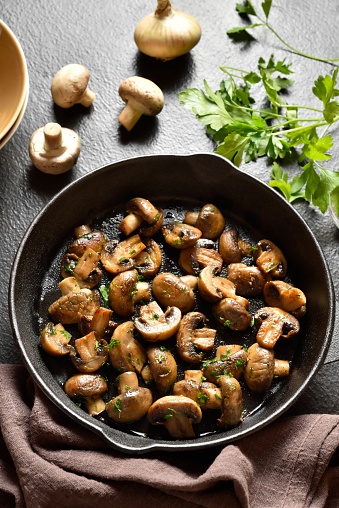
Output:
[0, 364, 338, 508]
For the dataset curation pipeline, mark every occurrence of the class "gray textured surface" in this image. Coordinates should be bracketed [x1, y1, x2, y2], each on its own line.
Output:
[0, 0, 338, 414]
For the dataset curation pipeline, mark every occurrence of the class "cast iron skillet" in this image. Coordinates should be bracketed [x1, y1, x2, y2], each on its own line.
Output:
[9, 153, 335, 454]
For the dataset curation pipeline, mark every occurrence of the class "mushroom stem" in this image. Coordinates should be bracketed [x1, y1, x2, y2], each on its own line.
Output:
[43, 123, 64, 151]
[80, 88, 96, 107]
[118, 102, 143, 131]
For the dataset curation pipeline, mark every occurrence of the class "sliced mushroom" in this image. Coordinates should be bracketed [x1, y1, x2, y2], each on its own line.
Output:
[40, 322, 72, 356]
[64, 373, 108, 416]
[152, 272, 195, 314]
[173, 371, 222, 410]
[72, 247, 102, 289]
[78, 307, 116, 340]
[70, 331, 108, 373]
[244, 343, 275, 393]
[147, 395, 202, 439]
[253, 239, 287, 278]
[108, 321, 147, 374]
[101, 234, 146, 275]
[133, 237, 162, 277]
[67, 229, 107, 257]
[126, 197, 160, 224]
[179, 239, 223, 275]
[109, 269, 150, 316]
[134, 301, 182, 341]
[202, 347, 248, 384]
[176, 312, 216, 363]
[106, 371, 153, 423]
[198, 265, 249, 307]
[147, 345, 178, 394]
[60, 253, 79, 279]
[48, 288, 100, 324]
[162, 222, 202, 249]
[58, 276, 81, 295]
[212, 297, 251, 331]
[254, 306, 300, 349]
[119, 213, 144, 236]
[195, 204, 226, 240]
[217, 376, 243, 428]
[263, 280, 307, 319]
[227, 262, 270, 297]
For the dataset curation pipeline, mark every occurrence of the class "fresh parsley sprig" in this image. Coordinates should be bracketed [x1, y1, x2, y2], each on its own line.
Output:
[227, 0, 339, 66]
[178, 56, 339, 214]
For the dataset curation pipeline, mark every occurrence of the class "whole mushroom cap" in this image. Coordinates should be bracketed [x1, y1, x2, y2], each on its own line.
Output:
[29, 122, 80, 175]
[51, 63, 95, 108]
[118, 76, 164, 131]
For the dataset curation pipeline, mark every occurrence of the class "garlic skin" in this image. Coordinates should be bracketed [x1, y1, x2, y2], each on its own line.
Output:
[134, 0, 201, 61]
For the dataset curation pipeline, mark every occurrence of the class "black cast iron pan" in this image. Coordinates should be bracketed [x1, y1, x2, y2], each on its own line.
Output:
[9, 153, 335, 453]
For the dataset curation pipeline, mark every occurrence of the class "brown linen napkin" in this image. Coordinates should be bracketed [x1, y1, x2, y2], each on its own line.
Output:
[0, 364, 338, 508]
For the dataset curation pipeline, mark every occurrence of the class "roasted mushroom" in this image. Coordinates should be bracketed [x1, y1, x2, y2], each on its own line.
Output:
[176, 312, 216, 363]
[146, 345, 178, 394]
[48, 288, 100, 324]
[152, 272, 195, 314]
[106, 371, 153, 423]
[70, 331, 108, 373]
[108, 321, 147, 374]
[64, 373, 108, 416]
[244, 343, 275, 393]
[195, 204, 226, 240]
[198, 265, 249, 307]
[173, 370, 222, 410]
[78, 306, 115, 339]
[40, 322, 72, 356]
[67, 229, 107, 257]
[134, 300, 182, 341]
[253, 239, 287, 278]
[263, 280, 307, 319]
[212, 297, 251, 331]
[179, 239, 223, 275]
[254, 306, 300, 349]
[217, 375, 243, 428]
[109, 269, 150, 316]
[202, 346, 248, 384]
[227, 262, 270, 297]
[147, 395, 202, 438]
[101, 234, 146, 275]
[162, 222, 202, 249]
[71, 247, 102, 289]
[120, 199, 163, 237]
[133, 237, 162, 277]
[219, 229, 252, 265]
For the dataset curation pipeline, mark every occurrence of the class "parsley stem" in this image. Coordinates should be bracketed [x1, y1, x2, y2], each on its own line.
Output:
[256, 14, 339, 66]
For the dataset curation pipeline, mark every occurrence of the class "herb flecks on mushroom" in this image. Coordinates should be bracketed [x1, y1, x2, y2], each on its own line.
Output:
[176, 312, 216, 363]
[106, 371, 153, 424]
[118, 76, 164, 131]
[173, 370, 222, 410]
[134, 300, 182, 341]
[263, 280, 307, 319]
[147, 395, 202, 438]
[162, 222, 202, 249]
[254, 307, 300, 349]
[40, 322, 72, 356]
[152, 272, 195, 314]
[202, 346, 248, 384]
[146, 345, 178, 394]
[51, 64, 95, 108]
[101, 234, 146, 275]
[29, 122, 80, 175]
[48, 288, 100, 325]
[64, 373, 108, 416]
[227, 263, 271, 297]
[179, 239, 223, 275]
[109, 269, 150, 316]
[107, 321, 147, 374]
[253, 239, 287, 279]
[213, 297, 251, 331]
[70, 331, 108, 373]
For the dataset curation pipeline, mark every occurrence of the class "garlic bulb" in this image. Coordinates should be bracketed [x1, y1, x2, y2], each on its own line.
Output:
[134, 0, 201, 61]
